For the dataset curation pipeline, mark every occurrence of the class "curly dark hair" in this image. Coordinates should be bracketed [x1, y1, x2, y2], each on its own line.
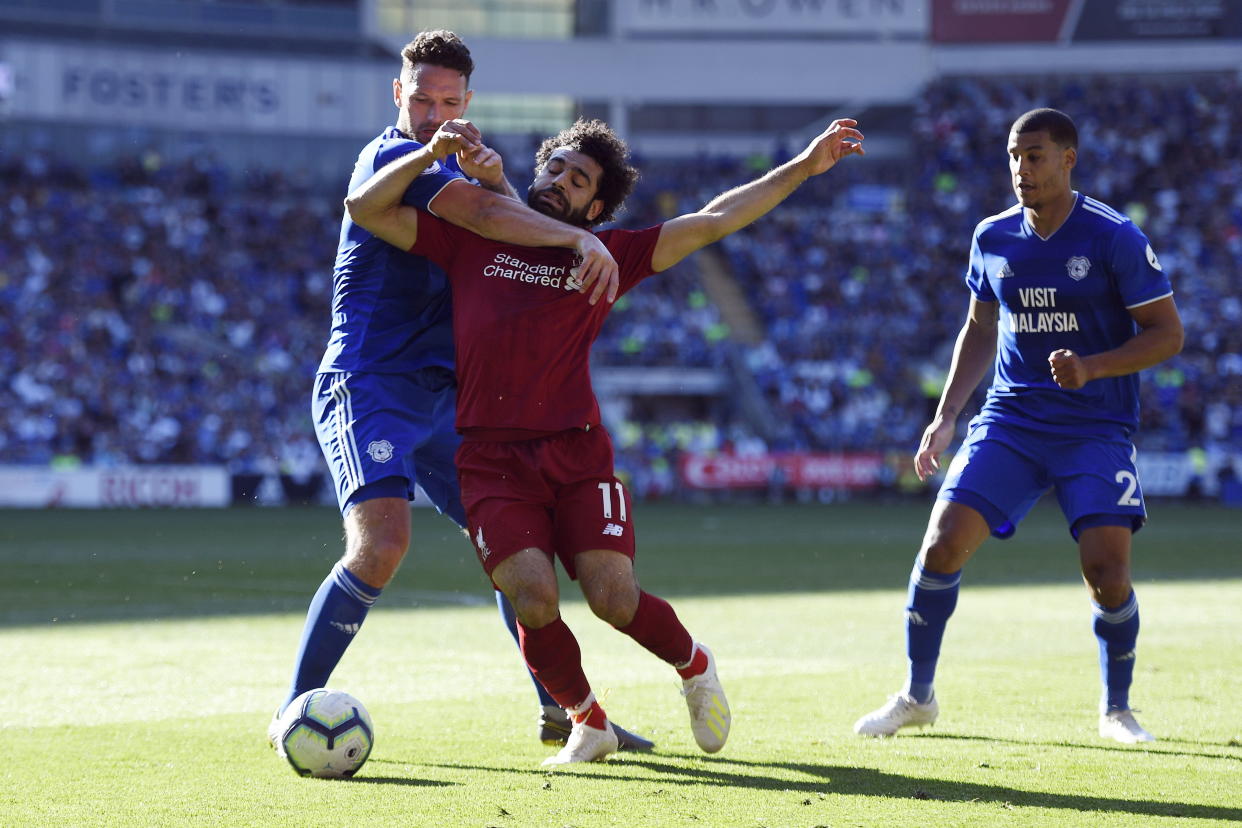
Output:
[401, 30, 473, 83]
[534, 119, 639, 226]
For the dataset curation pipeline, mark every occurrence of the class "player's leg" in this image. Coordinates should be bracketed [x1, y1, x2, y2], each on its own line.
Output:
[279, 493, 409, 714]
[1056, 438, 1152, 742]
[574, 547, 731, 754]
[460, 440, 617, 764]
[906, 499, 991, 699]
[490, 546, 618, 765]
[273, 372, 418, 739]
[856, 425, 1046, 736]
[853, 498, 989, 736]
[408, 392, 569, 741]
[553, 439, 728, 755]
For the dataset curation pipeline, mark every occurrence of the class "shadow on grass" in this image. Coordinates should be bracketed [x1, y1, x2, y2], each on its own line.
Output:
[415, 755, 1242, 821]
[914, 731, 1242, 763]
[349, 774, 456, 788]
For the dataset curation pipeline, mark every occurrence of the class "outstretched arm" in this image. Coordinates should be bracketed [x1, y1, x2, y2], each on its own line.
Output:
[345, 119, 618, 299]
[915, 296, 999, 481]
[1048, 296, 1183, 389]
[650, 119, 864, 272]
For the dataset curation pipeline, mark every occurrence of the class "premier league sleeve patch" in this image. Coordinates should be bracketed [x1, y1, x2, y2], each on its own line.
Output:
[1145, 243, 1163, 271]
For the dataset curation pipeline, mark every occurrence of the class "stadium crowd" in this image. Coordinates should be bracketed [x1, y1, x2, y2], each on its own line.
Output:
[2, 74, 1239, 495]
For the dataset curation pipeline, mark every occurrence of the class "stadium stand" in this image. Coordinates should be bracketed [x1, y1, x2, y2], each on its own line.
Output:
[2, 74, 1239, 499]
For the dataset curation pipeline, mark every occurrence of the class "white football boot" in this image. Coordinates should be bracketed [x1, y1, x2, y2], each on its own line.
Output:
[853, 692, 940, 736]
[541, 720, 618, 766]
[267, 707, 287, 756]
[1099, 708, 1155, 743]
[681, 644, 731, 753]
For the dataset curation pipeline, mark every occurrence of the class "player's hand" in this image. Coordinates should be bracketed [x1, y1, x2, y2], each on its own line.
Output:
[428, 119, 483, 160]
[570, 232, 620, 305]
[457, 144, 506, 190]
[914, 414, 956, 482]
[796, 118, 865, 177]
[1048, 348, 1090, 389]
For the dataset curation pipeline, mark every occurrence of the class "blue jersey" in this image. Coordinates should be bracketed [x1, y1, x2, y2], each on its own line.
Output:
[317, 127, 468, 375]
[966, 192, 1173, 438]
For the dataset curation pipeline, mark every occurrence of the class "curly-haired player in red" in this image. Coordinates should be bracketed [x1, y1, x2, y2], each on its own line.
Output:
[345, 115, 863, 764]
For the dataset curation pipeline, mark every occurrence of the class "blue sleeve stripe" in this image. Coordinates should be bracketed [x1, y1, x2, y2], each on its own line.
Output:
[1125, 290, 1173, 310]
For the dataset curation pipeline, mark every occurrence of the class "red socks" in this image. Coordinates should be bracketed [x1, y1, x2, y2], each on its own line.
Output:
[517, 616, 595, 714]
[570, 698, 608, 730]
[617, 591, 697, 670]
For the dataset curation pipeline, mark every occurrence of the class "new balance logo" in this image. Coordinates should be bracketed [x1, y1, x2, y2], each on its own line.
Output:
[329, 621, 361, 635]
[602, 523, 625, 537]
[907, 610, 928, 626]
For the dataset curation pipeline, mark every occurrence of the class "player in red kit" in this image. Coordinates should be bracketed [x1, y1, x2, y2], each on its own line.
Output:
[346, 116, 864, 764]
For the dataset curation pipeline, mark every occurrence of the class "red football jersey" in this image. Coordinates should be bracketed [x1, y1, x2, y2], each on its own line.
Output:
[409, 213, 662, 436]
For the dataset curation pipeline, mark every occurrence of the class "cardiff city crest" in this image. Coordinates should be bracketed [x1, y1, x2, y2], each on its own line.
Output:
[1066, 256, 1091, 281]
[367, 439, 395, 463]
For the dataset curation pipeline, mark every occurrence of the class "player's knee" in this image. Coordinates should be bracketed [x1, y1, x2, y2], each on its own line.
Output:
[1083, 562, 1131, 605]
[342, 530, 409, 588]
[584, 586, 638, 627]
[509, 584, 560, 628]
[920, 534, 970, 573]
[580, 574, 639, 626]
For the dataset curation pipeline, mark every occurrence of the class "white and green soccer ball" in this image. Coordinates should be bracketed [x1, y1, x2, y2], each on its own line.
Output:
[274, 688, 374, 778]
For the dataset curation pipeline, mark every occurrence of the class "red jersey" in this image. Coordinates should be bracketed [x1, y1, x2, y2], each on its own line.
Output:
[409, 213, 663, 437]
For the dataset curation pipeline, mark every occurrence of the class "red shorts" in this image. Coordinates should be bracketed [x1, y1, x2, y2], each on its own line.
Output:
[455, 427, 635, 579]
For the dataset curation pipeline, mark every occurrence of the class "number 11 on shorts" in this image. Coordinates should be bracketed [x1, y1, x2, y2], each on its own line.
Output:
[598, 481, 627, 521]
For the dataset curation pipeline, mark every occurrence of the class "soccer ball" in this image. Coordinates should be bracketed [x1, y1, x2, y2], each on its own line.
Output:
[274, 688, 374, 778]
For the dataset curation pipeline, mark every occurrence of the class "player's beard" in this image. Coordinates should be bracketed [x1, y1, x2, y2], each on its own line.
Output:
[527, 186, 591, 227]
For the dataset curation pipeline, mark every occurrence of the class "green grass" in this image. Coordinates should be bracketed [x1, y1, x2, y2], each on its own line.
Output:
[2, 501, 1240, 826]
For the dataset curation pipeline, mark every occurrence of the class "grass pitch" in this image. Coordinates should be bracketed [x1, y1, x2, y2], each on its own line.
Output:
[2, 500, 1240, 827]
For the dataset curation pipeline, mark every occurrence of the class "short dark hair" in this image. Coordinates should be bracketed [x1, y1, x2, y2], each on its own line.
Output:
[401, 30, 473, 83]
[1011, 107, 1077, 149]
[534, 119, 639, 226]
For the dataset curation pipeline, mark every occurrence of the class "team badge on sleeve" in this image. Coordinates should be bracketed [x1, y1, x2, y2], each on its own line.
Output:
[1145, 244, 1163, 271]
[1066, 256, 1091, 281]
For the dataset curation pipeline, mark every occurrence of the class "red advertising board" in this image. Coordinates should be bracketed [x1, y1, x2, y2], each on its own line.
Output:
[679, 452, 885, 490]
[932, 0, 1074, 43]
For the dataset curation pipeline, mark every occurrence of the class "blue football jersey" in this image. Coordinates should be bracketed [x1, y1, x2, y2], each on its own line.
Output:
[966, 192, 1173, 437]
[317, 127, 468, 374]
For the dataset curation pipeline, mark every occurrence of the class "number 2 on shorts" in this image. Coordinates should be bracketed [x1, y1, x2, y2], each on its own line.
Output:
[1115, 470, 1140, 507]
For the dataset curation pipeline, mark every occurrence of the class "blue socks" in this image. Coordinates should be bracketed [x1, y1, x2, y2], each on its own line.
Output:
[1092, 590, 1139, 711]
[904, 562, 962, 704]
[496, 590, 559, 708]
[283, 561, 381, 712]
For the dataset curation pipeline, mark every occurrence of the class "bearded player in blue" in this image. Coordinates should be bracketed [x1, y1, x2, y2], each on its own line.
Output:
[854, 108, 1183, 744]
[270, 30, 652, 751]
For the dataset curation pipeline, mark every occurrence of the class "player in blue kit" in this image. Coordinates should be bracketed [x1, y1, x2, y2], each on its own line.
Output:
[270, 30, 652, 751]
[853, 108, 1183, 743]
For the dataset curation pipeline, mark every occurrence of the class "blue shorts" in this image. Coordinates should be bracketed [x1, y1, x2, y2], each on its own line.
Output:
[938, 419, 1146, 540]
[312, 369, 466, 526]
